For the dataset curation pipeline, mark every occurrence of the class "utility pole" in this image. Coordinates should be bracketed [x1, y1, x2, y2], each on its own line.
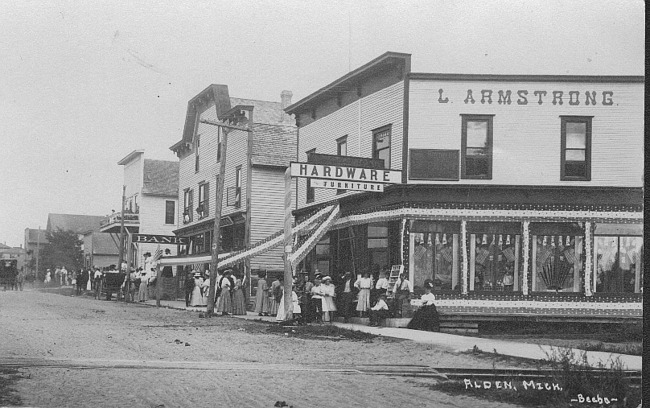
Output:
[118, 185, 126, 269]
[35, 226, 41, 283]
[201, 115, 252, 317]
[282, 168, 293, 321]
[207, 126, 228, 317]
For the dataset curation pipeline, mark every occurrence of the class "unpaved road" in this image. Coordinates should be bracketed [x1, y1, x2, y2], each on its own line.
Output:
[0, 289, 522, 408]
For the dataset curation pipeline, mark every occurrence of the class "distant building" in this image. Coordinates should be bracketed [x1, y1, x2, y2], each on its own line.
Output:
[99, 150, 179, 269]
[46, 213, 105, 238]
[169, 85, 296, 279]
[24, 228, 48, 276]
[82, 232, 120, 269]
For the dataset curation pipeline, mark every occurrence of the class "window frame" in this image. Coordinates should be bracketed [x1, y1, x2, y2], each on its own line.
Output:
[372, 125, 391, 169]
[560, 116, 592, 181]
[183, 189, 194, 223]
[234, 166, 242, 208]
[461, 114, 494, 180]
[164, 200, 175, 225]
[198, 182, 209, 218]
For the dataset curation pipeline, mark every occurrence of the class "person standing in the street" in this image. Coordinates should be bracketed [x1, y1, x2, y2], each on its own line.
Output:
[310, 276, 323, 323]
[320, 276, 337, 323]
[189, 272, 205, 307]
[393, 273, 413, 318]
[254, 271, 270, 316]
[54, 267, 61, 286]
[355, 272, 373, 317]
[137, 268, 149, 302]
[269, 276, 282, 317]
[184, 270, 194, 307]
[216, 270, 233, 316]
[93, 268, 103, 299]
[61, 266, 68, 286]
[336, 272, 357, 323]
[86, 269, 92, 291]
[232, 273, 247, 315]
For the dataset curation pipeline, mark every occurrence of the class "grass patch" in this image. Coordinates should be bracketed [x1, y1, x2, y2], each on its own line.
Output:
[0, 367, 23, 406]
[428, 347, 641, 408]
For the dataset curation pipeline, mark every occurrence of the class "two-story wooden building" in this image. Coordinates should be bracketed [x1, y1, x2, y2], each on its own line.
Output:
[168, 85, 296, 280]
[285, 52, 643, 321]
[100, 150, 180, 269]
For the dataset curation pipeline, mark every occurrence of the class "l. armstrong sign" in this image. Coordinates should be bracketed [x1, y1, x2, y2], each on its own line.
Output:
[290, 162, 402, 184]
[311, 178, 385, 192]
[132, 234, 189, 245]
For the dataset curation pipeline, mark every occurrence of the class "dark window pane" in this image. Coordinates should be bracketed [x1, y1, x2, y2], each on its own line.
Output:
[465, 157, 490, 177]
[565, 162, 586, 178]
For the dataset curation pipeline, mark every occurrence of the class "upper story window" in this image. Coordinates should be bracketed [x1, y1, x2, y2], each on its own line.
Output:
[198, 182, 209, 218]
[165, 201, 175, 225]
[561, 116, 592, 181]
[461, 115, 493, 179]
[195, 135, 201, 173]
[373, 126, 391, 168]
[183, 189, 193, 224]
[306, 149, 316, 203]
[234, 166, 242, 208]
[336, 136, 348, 194]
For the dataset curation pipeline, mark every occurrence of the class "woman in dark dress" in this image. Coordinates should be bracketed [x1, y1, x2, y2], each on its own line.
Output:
[407, 280, 440, 332]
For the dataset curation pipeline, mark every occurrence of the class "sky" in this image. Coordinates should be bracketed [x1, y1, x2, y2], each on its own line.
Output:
[0, 0, 644, 248]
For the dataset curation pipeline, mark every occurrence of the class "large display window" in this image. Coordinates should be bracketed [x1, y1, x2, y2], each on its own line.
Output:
[594, 223, 642, 293]
[530, 223, 584, 292]
[467, 222, 521, 292]
[409, 221, 460, 292]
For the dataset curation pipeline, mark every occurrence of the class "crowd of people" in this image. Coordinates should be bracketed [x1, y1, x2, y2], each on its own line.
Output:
[249, 269, 439, 331]
[183, 268, 248, 316]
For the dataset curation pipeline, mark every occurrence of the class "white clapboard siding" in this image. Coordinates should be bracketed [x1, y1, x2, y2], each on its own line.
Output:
[296, 81, 404, 209]
[249, 167, 291, 270]
[408, 79, 644, 187]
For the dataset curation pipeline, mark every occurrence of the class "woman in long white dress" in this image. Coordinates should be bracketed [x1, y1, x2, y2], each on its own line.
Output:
[320, 276, 337, 322]
[190, 274, 205, 306]
[355, 272, 373, 317]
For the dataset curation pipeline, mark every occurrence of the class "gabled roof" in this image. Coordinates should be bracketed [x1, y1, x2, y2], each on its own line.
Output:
[91, 233, 120, 255]
[0, 243, 11, 250]
[142, 159, 179, 197]
[118, 150, 145, 165]
[171, 84, 231, 152]
[46, 214, 104, 234]
[284, 51, 411, 115]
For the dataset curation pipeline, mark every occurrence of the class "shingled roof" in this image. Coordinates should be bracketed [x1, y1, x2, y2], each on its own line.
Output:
[142, 159, 179, 197]
[46, 214, 104, 234]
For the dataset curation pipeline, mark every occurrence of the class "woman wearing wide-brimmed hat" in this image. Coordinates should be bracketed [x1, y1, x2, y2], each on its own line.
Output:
[320, 276, 337, 323]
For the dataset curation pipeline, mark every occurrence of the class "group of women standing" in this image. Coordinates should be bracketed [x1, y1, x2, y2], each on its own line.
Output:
[187, 269, 247, 315]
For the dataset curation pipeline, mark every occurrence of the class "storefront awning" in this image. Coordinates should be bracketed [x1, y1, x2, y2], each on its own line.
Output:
[157, 253, 231, 266]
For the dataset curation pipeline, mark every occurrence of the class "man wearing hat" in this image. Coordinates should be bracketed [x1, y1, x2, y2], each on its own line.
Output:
[369, 293, 390, 327]
[336, 272, 357, 323]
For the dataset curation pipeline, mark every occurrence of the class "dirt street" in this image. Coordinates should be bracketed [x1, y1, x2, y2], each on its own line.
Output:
[0, 289, 522, 408]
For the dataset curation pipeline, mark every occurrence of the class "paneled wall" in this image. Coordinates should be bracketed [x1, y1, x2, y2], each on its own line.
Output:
[408, 79, 644, 187]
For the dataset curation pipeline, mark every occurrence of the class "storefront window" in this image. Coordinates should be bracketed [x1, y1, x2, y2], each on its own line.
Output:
[304, 234, 330, 276]
[368, 223, 389, 277]
[532, 235, 583, 292]
[409, 221, 460, 292]
[595, 236, 642, 293]
[469, 233, 520, 291]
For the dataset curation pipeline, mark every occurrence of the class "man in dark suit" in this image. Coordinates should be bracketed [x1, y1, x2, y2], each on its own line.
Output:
[336, 271, 358, 323]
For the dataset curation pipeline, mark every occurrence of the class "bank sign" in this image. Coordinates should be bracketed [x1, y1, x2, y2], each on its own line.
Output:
[132, 234, 189, 245]
[290, 162, 401, 185]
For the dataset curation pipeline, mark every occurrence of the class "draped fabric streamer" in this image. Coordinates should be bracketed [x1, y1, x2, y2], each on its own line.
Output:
[289, 204, 340, 269]
[461, 220, 468, 295]
[522, 221, 530, 295]
[584, 221, 593, 296]
[218, 205, 336, 269]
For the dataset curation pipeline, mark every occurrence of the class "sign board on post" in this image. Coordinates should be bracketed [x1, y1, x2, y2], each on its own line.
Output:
[132, 234, 189, 245]
[290, 162, 401, 184]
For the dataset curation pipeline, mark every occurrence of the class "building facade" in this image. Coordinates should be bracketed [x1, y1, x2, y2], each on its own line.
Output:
[24, 228, 48, 277]
[169, 85, 296, 279]
[286, 52, 643, 320]
[100, 151, 180, 268]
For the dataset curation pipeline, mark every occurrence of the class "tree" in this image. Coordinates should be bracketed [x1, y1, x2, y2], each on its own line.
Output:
[40, 229, 83, 273]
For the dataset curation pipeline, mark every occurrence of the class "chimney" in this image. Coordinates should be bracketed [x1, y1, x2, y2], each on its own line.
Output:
[281, 90, 293, 122]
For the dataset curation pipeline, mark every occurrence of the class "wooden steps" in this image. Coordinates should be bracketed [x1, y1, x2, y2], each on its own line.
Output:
[439, 321, 479, 335]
